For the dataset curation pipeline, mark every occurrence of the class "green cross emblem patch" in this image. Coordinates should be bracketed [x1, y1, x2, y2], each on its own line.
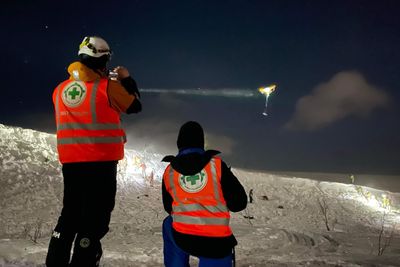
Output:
[61, 81, 87, 107]
[179, 170, 208, 193]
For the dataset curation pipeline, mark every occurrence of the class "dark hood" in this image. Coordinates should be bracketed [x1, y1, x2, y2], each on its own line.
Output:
[176, 121, 204, 151]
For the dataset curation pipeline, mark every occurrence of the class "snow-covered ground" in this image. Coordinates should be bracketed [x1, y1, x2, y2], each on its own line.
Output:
[0, 124, 399, 267]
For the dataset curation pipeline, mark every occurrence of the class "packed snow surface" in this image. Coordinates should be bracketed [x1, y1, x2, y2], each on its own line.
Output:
[0, 124, 399, 266]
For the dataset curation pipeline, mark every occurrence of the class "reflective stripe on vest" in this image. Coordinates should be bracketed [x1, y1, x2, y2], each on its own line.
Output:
[165, 158, 232, 236]
[173, 203, 228, 213]
[57, 123, 122, 130]
[172, 214, 229, 225]
[57, 136, 126, 145]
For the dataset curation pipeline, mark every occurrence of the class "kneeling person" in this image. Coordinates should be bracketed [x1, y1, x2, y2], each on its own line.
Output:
[162, 121, 247, 267]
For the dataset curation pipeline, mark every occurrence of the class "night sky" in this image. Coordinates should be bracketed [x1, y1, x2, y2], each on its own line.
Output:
[1, 0, 400, 175]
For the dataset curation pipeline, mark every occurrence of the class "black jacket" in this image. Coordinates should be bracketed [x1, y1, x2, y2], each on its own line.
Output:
[162, 150, 247, 258]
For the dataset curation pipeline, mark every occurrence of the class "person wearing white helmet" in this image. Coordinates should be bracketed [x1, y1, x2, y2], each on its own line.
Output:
[78, 36, 112, 71]
[46, 36, 141, 267]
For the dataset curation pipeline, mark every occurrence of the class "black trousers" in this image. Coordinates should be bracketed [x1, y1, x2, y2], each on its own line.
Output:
[46, 161, 118, 267]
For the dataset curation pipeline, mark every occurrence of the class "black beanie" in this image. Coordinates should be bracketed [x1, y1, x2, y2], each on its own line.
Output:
[177, 121, 204, 150]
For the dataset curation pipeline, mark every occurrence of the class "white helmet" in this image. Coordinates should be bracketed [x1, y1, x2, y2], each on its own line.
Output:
[78, 36, 112, 58]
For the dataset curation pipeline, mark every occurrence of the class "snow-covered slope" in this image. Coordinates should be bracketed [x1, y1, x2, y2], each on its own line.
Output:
[0, 124, 399, 266]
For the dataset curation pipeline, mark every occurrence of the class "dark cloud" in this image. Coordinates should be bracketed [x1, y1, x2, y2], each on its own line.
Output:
[285, 71, 390, 131]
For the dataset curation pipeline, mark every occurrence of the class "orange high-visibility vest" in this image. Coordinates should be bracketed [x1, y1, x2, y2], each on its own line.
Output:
[163, 157, 232, 237]
[53, 78, 126, 163]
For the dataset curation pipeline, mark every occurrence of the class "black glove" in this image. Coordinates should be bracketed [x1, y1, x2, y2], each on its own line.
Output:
[121, 77, 141, 98]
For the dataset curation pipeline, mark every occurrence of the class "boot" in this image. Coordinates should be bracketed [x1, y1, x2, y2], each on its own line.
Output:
[45, 230, 75, 267]
[69, 235, 103, 267]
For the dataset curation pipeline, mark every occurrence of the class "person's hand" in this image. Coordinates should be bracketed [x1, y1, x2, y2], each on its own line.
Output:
[113, 66, 130, 80]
